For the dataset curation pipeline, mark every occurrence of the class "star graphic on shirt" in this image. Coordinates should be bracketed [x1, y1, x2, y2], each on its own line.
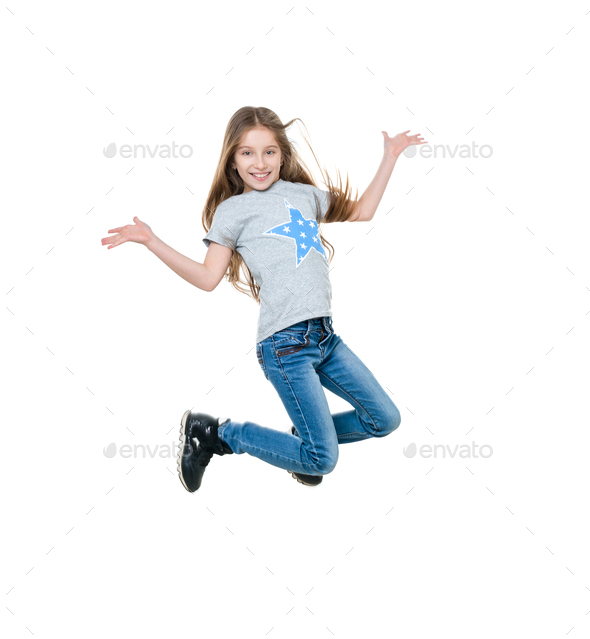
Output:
[262, 198, 327, 267]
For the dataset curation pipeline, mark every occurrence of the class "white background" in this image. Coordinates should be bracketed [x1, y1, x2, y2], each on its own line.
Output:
[1, 1, 589, 637]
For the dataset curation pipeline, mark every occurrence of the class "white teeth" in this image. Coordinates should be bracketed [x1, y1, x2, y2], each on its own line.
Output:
[252, 173, 269, 177]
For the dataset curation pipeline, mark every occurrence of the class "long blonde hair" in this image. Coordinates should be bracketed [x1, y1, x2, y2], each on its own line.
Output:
[202, 106, 359, 303]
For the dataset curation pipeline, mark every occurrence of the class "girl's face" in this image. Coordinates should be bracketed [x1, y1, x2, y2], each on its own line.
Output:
[231, 127, 283, 194]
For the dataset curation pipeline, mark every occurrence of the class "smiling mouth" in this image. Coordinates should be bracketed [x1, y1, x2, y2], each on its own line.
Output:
[250, 172, 270, 177]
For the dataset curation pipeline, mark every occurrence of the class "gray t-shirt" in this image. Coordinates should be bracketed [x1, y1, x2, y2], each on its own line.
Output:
[203, 178, 332, 344]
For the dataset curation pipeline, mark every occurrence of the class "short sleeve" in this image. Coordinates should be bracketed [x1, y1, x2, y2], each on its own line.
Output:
[202, 201, 241, 251]
[311, 186, 331, 222]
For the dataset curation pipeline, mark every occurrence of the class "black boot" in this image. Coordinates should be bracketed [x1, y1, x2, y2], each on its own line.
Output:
[289, 425, 323, 486]
[189, 410, 234, 456]
[177, 409, 233, 493]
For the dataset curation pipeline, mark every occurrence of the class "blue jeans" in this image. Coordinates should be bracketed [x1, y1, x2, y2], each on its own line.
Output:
[217, 316, 401, 476]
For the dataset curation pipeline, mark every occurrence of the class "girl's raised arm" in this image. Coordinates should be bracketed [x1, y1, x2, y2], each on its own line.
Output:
[349, 130, 427, 223]
[101, 216, 233, 292]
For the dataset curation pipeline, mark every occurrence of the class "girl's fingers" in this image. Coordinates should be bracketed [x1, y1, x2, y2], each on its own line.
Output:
[102, 233, 123, 246]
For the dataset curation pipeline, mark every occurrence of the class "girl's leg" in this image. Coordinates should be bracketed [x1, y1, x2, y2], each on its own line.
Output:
[216, 317, 400, 475]
[315, 327, 401, 444]
[217, 326, 339, 476]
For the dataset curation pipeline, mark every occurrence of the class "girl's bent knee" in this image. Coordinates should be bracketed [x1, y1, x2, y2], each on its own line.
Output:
[310, 453, 338, 475]
[376, 403, 401, 437]
[302, 441, 338, 474]
[316, 460, 337, 474]
[390, 404, 401, 432]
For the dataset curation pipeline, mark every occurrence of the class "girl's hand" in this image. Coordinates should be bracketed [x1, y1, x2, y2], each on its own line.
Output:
[101, 216, 154, 250]
[382, 130, 427, 159]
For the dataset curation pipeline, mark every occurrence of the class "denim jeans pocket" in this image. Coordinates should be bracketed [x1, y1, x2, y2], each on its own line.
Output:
[273, 331, 309, 358]
[256, 343, 269, 380]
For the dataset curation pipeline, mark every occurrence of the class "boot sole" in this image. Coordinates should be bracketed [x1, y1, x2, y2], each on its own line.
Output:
[289, 471, 323, 487]
[177, 408, 193, 492]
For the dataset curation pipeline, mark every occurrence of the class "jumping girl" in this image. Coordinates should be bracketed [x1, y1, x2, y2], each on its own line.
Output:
[102, 106, 426, 492]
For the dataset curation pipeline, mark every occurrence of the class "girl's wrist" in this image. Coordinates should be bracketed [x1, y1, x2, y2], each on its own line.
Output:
[145, 233, 159, 251]
[383, 151, 400, 164]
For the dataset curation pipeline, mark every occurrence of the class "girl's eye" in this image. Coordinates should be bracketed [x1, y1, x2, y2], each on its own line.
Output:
[242, 150, 275, 155]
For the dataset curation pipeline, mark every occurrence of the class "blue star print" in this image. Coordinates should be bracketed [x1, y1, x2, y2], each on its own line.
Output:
[262, 198, 327, 268]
